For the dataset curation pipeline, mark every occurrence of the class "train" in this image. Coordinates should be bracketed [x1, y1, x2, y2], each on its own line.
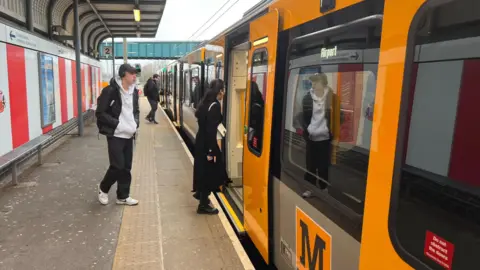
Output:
[160, 0, 478, 269]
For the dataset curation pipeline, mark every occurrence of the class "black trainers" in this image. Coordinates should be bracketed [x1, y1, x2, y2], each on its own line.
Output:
[197, 204, 219, 215]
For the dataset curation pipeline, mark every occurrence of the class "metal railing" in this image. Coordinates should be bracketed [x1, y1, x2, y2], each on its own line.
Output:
[0, 111, 95, 185]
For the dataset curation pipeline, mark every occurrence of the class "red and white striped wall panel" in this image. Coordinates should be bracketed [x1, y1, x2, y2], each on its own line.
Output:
[0, 42, 13, 156]
[0, 22, 102, 157]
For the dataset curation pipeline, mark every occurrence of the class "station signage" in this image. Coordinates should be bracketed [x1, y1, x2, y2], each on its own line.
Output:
[320, 46, 361, 63]
[320, 46, 337, 59]
[104, 46, 112, 56]
[1, 24, 100, 68]
[6, 26, 38, 49]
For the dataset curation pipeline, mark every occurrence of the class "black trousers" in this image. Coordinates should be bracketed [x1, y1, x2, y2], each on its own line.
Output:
[304, 139, 331, 189]
[100, 136, 133, 199]
[146, 99, 158, 120]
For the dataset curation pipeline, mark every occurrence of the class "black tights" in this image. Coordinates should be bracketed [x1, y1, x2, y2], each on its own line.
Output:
[199, 191, 211, 206]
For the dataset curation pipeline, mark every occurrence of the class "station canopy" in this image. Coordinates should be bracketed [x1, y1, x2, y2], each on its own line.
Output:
[0, 0, 167, 56]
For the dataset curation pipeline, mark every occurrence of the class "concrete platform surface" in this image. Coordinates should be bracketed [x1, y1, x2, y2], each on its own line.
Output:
[0, 98, 252, 270]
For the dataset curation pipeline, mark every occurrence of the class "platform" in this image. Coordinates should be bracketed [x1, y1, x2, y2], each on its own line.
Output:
[0, 97, 253, 270]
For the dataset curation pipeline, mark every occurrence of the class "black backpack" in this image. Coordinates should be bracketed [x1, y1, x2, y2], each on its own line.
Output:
[143, 79, 152, 97]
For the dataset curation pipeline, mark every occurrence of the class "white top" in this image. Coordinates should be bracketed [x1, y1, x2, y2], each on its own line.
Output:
[307, 88, 330, 142]
[114, 78, 137, 139]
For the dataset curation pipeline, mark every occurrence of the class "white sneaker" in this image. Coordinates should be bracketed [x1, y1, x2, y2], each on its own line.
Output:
[98, 185, 109, 205]
[302, 190, 312, 198]
[116, 197, 139, 206]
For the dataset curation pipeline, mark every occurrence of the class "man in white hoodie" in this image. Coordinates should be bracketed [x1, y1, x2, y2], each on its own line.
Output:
[301, 73, 334, 193]
[95, 63, 140, 206]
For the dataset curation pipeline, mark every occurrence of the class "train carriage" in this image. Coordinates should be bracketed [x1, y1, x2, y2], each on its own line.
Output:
[171, 46, 224, 141]
[167, 0, 479, 269]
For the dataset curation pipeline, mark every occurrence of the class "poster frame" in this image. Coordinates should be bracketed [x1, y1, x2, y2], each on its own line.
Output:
[38, 52, 56, 128]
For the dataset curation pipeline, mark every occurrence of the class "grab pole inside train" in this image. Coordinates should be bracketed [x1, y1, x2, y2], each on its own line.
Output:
[73, 0, 84, 136]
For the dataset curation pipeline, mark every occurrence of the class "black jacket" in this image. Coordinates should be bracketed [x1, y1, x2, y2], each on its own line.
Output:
[145, 78, 159, 102]
[192, 100, 227, 192]
[96, 78, 140, 137]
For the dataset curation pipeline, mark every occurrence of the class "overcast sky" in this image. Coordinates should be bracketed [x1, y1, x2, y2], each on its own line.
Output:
[114, 0, 262, 42]
[104, 0, 262, 76]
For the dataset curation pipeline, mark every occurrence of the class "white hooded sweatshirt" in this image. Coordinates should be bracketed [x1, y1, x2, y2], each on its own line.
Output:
[114, 78, 137, 139]
[307, 88, 330, 142]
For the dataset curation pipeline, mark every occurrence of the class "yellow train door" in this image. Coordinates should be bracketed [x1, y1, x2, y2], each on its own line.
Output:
[243, 9, 279, 264]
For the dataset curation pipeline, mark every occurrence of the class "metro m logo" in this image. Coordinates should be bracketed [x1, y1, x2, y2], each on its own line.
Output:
[296, 207, 331, 270]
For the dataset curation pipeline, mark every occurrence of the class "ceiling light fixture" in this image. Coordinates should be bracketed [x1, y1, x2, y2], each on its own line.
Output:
[133, 9, 141, 22]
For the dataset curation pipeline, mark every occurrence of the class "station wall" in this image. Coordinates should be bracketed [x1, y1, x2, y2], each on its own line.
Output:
[0, 22, 102, 157]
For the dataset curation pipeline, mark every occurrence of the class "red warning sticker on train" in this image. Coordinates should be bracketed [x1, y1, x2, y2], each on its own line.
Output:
[424, 230, 454, 269]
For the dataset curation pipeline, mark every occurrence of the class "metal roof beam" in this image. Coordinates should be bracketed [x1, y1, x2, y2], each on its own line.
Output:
[81, 19, 100, 51]
[85, 0, 111, 36]
[83, 22, 104, 52]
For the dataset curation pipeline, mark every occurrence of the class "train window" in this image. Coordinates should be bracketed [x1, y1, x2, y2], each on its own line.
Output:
[392, 1, 480, 269]
[206, 64, 215, 84]
[247, 49, 267, 155]
[216, 62, 223, 79]
[191, 67, 200, 109]
[282, 17, 382, 238]
[168, 72, 173, 107]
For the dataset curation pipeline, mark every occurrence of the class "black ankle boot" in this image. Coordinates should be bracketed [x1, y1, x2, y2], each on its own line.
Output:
[197, 204, 219, 215]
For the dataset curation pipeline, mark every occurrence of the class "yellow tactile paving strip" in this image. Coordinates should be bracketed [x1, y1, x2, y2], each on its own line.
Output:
[112, 100, 165, 270]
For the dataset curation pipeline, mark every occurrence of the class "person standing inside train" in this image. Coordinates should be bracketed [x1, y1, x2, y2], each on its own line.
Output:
[144, 74, 160, 124]
[192, 79, 227, 214]
[301, 72, 335, 197]
[96, 63, 140, 206]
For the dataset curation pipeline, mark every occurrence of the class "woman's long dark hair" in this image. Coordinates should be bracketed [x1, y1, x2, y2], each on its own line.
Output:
[195, 79, 224, 118]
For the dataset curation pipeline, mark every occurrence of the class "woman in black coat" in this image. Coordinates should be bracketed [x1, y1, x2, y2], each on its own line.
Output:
[192, 79, 227, 214]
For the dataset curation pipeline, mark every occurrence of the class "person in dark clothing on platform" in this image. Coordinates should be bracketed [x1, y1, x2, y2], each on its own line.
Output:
[96, 63, 140, 206]
[192, 79, 227, 215]
[144, 74, 160, 124]
[301, 72, 335, 197]
[191, 76, 200, 108]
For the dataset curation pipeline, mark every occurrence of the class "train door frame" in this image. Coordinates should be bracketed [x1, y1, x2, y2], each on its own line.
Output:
[223, 40, 250, 215]
[242, 9, 280, 264]
[177, 62, 183, 126]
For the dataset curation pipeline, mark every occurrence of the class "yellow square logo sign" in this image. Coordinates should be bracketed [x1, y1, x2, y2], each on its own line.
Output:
[296, 207, 332, 270]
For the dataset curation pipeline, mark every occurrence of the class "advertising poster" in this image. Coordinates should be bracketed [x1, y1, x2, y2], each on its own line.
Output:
[91, 67, 96, 105]
[38, 53, 56, 127]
